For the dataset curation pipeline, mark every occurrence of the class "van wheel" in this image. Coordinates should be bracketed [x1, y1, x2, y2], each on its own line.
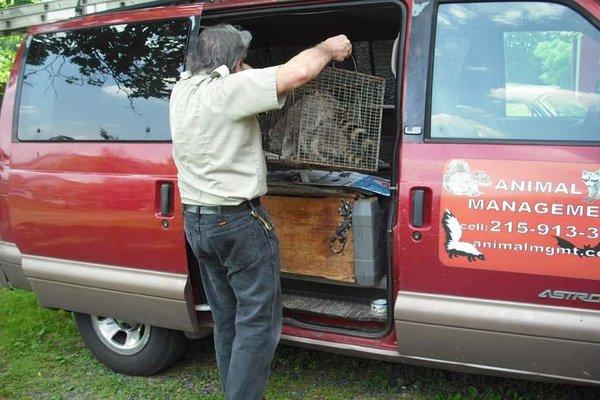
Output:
[74, 313, 187, 376]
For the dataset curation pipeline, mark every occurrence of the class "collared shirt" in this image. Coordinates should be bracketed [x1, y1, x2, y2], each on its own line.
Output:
[170, 65, 286, 206]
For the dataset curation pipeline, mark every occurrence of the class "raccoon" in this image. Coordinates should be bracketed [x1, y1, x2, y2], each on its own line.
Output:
[582, 169, 600, 202]
[265, 89, 374, 169]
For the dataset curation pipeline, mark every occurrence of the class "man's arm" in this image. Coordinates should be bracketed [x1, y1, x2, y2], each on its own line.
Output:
[276, 35, 352, 94]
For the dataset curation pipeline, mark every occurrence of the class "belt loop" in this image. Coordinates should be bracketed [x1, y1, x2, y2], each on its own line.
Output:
[247, 198, 258, 213]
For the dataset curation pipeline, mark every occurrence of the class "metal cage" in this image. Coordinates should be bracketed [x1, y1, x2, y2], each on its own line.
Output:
[260, 67, 385, 172]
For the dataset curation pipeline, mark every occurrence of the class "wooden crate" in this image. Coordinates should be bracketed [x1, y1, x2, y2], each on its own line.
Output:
[262, 195, 356, 283]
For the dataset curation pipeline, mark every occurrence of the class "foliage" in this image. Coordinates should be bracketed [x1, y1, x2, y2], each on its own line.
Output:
[0, 0, 39, 90]
[0, 35, 21, 85]
[533, 38, 574, 89]
[505, 31, 578, 89]
[0, 0, 37, 7]
[2, 288, 600, 400]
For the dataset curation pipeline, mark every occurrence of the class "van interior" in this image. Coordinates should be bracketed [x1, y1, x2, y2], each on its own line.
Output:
[199, 1, 404, 337]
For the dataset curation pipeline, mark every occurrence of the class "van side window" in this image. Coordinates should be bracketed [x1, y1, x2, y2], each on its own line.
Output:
[17, 19, 190, 141]
[430, 2, 600, 142]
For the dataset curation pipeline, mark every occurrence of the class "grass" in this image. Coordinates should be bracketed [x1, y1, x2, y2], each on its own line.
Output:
[1, 288, 598, 400]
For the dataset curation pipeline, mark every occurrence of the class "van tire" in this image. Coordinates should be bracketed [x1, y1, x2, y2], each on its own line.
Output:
[74, 313, 187, 376]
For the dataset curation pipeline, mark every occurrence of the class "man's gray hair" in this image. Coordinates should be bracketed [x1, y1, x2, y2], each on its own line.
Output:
[187, 24, 252, 75]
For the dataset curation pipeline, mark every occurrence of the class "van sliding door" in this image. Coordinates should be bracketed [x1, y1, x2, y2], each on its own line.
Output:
[7, 5, 203, 332]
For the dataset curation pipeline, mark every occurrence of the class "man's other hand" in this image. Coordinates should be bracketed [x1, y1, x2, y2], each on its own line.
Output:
[320, 35, 352, 62]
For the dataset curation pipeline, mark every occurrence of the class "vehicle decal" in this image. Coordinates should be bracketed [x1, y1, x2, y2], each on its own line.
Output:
[539, 289, 600, 304]
[439, 159, 600, 280]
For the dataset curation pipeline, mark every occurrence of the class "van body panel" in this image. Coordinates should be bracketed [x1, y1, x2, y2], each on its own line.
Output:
[21, 254, 199, 332]
[396, 143, 600, 311]
[393, 0, 600, 384]
[8, 144, 188, 274]
[395, 291, 600, 344]
[30, 279, 198, 332]
[579, 0, 600, 17]
[0, 39, 26, 250]
[2, 5, 204, 332]
[22, 254, 188, 300]
[394, 293, 600, 384]
[0, 241, 29, 290]
[202, 0, 336, 12]
[396, 321, 600, 385]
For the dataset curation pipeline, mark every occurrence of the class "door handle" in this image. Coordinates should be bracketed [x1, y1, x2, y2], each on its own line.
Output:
[411, 187, 430, 228]
[159, 182, 173, 217]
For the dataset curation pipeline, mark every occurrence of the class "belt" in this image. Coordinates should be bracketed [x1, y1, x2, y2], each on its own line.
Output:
[183, 198, 261, 215]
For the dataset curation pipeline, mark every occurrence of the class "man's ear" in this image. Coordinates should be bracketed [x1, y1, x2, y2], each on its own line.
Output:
[234, 59, 244, 73]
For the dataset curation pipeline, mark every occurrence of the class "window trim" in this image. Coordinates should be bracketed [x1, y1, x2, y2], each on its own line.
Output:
[424, 0, 600, 146]
[12, 16, 193, 144]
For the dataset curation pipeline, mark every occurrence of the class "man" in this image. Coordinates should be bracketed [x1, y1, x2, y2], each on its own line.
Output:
[169, 24, 351, 400]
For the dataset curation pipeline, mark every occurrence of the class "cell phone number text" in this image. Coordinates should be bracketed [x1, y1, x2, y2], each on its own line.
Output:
[460, 221, 599, 239]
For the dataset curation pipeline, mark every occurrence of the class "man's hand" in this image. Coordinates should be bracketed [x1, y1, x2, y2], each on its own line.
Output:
[319, 35, 352, 62]
[276, 33, 353, 94]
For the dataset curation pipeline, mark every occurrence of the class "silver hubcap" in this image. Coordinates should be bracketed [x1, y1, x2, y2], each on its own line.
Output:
[90, 315, 151, 355]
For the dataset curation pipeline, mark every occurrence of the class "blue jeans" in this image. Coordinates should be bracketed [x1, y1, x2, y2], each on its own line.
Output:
[184, 204, 282, 400]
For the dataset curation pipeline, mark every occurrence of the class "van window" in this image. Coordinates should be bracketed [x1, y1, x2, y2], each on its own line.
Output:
[17, 19, 190, 141]
[430, 2, 600, 141]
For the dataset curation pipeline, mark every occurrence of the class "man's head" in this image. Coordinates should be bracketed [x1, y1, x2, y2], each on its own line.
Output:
[187, 24, 252, 75]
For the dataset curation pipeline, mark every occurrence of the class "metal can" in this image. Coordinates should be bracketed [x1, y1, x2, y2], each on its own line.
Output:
[370, 298, 387, 316]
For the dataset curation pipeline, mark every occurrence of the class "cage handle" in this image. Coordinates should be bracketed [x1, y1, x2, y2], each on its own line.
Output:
[331, 53, 358, 72]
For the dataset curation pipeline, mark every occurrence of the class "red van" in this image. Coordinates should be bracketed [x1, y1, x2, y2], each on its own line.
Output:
[0, 0, 599, 385]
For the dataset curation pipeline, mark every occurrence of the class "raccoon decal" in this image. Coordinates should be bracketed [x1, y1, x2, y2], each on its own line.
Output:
[441, 210, 485, 262]
[581, 169, 600, 202]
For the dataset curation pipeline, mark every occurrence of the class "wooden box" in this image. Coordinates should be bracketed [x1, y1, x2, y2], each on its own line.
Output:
[262, 194, 356, 283]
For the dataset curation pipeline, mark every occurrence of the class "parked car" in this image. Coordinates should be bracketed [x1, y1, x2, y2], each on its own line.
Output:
[0, 0, 598, 385]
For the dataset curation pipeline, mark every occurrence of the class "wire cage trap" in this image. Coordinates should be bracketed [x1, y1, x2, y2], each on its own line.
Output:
[260, 67, 386, 172]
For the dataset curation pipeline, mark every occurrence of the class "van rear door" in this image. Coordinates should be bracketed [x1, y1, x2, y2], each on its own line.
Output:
[395, 0, 600, 384]
[7, 4, 203, 332]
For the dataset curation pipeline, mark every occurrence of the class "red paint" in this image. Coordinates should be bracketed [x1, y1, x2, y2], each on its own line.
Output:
[395, 143, 600, 311]
[8, 143, 187, 273]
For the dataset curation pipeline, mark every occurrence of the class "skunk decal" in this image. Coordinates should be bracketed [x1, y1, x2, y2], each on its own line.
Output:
[442, 210, 485, 262]
[553, 236, 600, 258]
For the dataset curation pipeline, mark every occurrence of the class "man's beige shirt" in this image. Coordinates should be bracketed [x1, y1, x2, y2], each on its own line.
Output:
[170, 65, 286, 206]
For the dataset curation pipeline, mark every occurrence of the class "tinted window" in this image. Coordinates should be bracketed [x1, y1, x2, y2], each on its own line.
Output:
[18, 19, 190, 141]
[430, 2, 600, 141]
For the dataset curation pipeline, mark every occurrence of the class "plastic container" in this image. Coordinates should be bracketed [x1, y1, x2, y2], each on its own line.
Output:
[352, 197, 387, 286]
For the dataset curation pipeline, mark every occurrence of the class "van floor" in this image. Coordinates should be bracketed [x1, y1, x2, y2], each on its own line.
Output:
[282, 290, 386, 322]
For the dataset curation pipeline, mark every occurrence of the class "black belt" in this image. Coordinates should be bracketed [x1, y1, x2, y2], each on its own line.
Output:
[183, 198, 261, 215]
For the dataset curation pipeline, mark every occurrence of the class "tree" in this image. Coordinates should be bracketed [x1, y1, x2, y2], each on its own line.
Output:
[533, 37, 575, 89]
[505, 31, 577, 90]
[0, 0, 39, 87]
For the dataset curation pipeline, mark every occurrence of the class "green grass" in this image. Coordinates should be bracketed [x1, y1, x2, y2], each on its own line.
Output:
[1, 288, 598, 400]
